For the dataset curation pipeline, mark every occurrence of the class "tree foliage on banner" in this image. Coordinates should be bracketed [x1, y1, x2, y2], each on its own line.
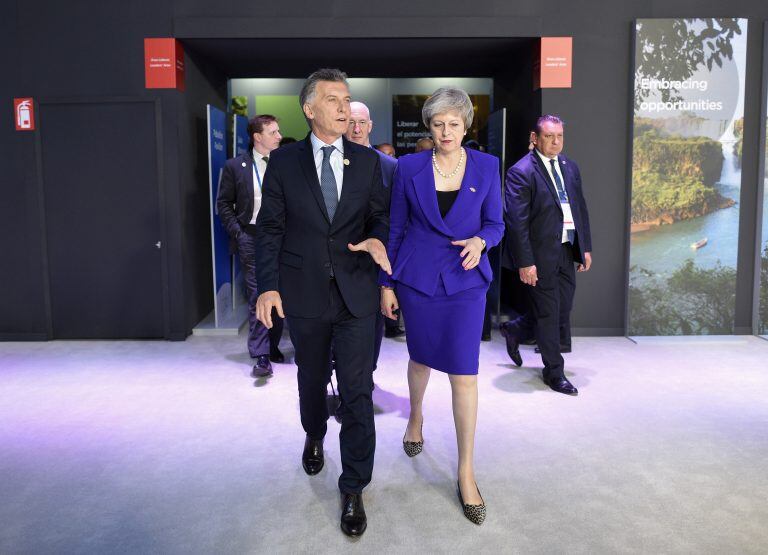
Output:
[760, 245, 768, 334]
[630, 124, 731, 225]
[629, 261, 736, 335]
[634, 18, 743, 111]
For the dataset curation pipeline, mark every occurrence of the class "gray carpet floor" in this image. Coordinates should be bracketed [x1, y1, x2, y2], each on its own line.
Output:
[1, 333, 767, 554]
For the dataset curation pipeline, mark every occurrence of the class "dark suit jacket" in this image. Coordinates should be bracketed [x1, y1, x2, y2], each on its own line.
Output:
[503, 150, 592, 275]
[254, 134, 389, 319]
[216, 150, 259, 239]
[381, 148, 504, 296]
[374, 148, 397, 189]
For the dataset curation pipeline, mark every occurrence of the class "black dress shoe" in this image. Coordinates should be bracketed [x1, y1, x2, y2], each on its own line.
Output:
[302, 436, 324, 475]
[340, 493, 367, 537]
[543, 375, 578, 396]
[384, 327, 405, 338]
[269, 348, 285, 363]
[251, 355, 273, 378]
[481, 331, 491, 342]
[535, 345, 572, 354]
[500, 324, 523, 367]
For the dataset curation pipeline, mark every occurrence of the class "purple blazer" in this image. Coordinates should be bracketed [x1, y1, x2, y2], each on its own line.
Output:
[380, 148, 504, 296]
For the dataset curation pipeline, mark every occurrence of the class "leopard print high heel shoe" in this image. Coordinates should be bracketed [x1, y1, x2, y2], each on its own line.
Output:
[457, 481, 486, 525]
[402, 420, 423, 457]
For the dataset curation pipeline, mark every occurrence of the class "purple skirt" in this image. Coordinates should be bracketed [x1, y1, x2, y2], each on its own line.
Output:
[397, 278, 487, 375]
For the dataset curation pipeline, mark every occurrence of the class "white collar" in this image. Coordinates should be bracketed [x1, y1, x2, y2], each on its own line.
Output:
[252, 147, 270, 162]
[535, 149, 559, 167]
[310, 132, 344, 156]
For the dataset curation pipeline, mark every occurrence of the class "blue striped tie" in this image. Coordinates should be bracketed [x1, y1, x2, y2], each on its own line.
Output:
[320, 146, 339, 222]
[550, 159, 575, 244]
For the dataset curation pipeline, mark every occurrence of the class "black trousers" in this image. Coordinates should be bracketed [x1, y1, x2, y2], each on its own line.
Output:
[506, 243, 576, 379]
[287, 279, 376, 494]
[373, 310, 401, 370]
[238, 229, 284, 357]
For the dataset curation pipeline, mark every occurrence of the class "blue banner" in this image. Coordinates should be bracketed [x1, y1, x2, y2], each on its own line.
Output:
[231, 114, 250, 310]
[234, 114, 249, 157]
[207, 105, 230, 326]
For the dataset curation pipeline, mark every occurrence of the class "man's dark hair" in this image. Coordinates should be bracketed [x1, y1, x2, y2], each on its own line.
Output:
[534, 114, 565, 134]
[299, 68, 349, 124]
[248, 114, 278, 148]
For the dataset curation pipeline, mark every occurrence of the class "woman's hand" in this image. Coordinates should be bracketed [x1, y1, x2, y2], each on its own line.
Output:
[380, 287, 399, 320]
[451, 236, 485, 270]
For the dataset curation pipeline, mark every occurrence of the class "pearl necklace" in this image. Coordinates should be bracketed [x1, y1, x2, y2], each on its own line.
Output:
[432, 147, 465, 179]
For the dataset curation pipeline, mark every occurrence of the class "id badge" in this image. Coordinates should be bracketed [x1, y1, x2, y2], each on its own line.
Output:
[561, 202, 576, 230]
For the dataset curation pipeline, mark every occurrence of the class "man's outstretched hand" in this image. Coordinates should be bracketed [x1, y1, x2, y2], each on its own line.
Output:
[348, 238, 392, 275]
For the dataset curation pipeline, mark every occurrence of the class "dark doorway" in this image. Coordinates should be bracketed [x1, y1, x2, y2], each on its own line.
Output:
[39, 100, 166, 338]
[182, 36, 541, 327]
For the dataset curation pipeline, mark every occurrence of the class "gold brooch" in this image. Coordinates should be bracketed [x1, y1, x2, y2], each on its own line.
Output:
[343, 159, 350, 166]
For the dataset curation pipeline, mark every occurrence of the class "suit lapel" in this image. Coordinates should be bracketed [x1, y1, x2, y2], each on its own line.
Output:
[297, 135, 331, 224]
[412, 153, 454, 237]
[443, 149, 479, 230]
[244, 150, 255, 203]
[558, 155, 578, 207]
[531, 151, 562, 213]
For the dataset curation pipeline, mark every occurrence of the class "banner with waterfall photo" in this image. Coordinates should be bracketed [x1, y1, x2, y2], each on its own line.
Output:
[759, 23, 768, 337]
[627, 18, 747, 335]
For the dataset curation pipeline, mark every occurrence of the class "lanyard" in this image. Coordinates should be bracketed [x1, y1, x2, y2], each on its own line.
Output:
[252, 159, 263, 191]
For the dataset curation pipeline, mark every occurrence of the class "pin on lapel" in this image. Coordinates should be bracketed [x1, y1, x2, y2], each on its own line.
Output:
[242, 162, 246, 167]
[343, 158, 350, 166]
[470, 187, 476, 192]
[561, 160, 566, 165]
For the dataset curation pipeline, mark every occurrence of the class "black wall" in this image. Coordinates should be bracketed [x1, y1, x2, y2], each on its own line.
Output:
[2, 1, 768, 339]
[1, 2, 226, 340]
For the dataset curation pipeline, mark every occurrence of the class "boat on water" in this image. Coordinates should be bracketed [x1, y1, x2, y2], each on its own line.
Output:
[691, 238, 708, 250]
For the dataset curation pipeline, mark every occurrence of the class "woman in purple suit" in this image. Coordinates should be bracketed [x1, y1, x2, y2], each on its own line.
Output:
[380, 87, 504, 525]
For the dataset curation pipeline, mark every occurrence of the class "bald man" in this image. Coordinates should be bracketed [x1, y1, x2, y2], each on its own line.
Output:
[345, 101, 404, 368]
[414, 137, 434, 153]
[375, 143, 396, 158]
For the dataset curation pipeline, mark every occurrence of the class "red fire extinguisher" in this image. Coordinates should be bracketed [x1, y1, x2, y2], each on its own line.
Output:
[14, 98, 35, 131]
[17, 100, 32, 129]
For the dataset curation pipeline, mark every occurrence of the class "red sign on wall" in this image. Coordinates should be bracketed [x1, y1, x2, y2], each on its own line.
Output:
[534, 37, 573, 89]
[144, 38, 185, 91]
[14, 98, 35, 131]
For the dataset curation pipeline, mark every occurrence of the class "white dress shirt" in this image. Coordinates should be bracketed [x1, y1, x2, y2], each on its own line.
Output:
[536, 149, 575, 243]
[249, 148, 268, 224]
[310, 132, 344, 200]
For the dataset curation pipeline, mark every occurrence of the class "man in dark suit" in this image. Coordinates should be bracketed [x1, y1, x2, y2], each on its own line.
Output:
[345, 100, 403, 370]
[254, 69, 391, 537]
[216, 115, 285, 378]
[501, 115, 593, 396]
